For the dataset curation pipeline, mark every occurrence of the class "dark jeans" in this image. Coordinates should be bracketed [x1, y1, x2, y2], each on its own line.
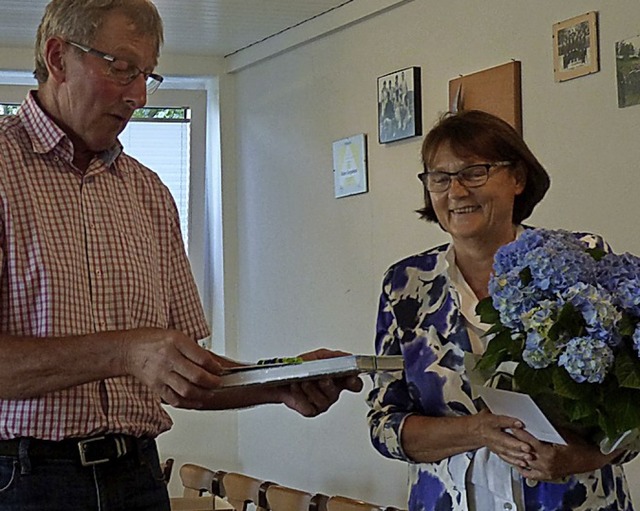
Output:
[0, 438, 170, 511]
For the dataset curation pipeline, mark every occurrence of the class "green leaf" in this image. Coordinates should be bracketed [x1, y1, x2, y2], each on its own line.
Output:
[565, 398, 596, 422]
[614, 348, 640, 389]
[519, 266, 532, 286]
[548, 303, 585, 340]
[476, 297, 500, 324]
[514, 363, 554, 397]
[599, 388, 640, 439]
[619, 312, 638, 337]
[586, 247, 607, 261]
[475, 330, 515, 373]
[552, 367, 595, 401]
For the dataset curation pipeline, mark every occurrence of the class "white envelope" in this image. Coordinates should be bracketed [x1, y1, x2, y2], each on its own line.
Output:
[476, 386, 567, 445]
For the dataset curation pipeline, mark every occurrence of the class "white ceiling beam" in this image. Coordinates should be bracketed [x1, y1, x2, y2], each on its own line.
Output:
[224, 0, 414, 74]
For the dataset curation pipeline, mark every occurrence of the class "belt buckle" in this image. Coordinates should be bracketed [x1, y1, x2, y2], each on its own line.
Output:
[78, 436, 128, 467]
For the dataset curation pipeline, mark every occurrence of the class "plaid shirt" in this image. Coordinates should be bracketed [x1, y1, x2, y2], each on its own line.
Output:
[0, 92, 210, 440]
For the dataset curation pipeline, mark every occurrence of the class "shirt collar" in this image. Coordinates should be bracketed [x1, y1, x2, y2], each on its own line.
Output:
[19, 91, 124, 171]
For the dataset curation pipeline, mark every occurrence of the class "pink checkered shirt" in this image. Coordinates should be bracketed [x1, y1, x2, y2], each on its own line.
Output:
[0, 92, 210, 440]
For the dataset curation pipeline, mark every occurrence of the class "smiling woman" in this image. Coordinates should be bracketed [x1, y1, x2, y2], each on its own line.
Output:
[366, 110, 637, 511]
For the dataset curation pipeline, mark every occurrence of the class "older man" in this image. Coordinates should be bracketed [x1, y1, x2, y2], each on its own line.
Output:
[0, 1, 361, 509]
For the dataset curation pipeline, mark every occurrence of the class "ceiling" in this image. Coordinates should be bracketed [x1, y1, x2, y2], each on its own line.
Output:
[0, 0, 353, 57]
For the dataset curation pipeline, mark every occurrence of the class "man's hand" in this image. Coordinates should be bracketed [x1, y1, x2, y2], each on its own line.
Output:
[121, 327, 224, 408]
[276, 348, 364, 417]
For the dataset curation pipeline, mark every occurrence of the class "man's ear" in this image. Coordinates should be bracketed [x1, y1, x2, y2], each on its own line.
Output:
[43, 37, 68, 83]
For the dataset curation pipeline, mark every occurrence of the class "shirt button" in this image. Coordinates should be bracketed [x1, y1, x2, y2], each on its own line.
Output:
[504, 504, 513, 510]
[95, 270, 102, 277]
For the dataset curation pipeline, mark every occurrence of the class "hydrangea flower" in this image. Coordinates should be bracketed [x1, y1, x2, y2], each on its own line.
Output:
[478, 228, 640, 445]
[558, 336, 614, 384]
[561, 283, 621, 345]
[520, 299, 558, 335]
[524, 241, 596, 292]
[598, 252, 640, 317]
[488, 270, 540, 329]
[522, 330, 558, 369]
[487, 228, 638, 381]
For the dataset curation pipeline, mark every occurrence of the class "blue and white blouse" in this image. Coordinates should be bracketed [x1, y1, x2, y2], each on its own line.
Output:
[367, 238, 635, 511]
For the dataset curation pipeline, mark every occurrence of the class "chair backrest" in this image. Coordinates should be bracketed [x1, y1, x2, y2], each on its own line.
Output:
[326, 496, 385, 511]
[221, 472, 272, 511]
[179, 463, 217, 498]
[169, 495, 216, 511]
[162, 458, 175, 485]
[265, 484, 313, 511]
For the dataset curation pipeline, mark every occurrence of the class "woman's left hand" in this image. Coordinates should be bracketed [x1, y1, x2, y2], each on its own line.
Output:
[509, 427, 620, 481]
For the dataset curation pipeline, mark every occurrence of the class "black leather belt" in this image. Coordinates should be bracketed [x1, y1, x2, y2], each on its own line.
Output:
[0, 435, 146, 467]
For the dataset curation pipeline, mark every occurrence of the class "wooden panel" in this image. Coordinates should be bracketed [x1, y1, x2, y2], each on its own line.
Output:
[448, 61, 522, 133]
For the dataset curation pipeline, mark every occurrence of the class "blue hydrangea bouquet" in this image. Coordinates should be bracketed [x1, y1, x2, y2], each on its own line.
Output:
[475, 228, 640, 453]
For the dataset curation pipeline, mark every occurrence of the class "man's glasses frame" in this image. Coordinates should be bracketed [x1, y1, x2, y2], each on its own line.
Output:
[66, 40, 164, 94]
[418, 161, 514, 193]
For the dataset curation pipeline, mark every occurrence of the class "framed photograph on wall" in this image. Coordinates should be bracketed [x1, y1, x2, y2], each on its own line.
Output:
[553, 11, 599, 82]
[616, 34, 640, 108]
[333, 134, 368, 199]
[377, 66, 422, 143]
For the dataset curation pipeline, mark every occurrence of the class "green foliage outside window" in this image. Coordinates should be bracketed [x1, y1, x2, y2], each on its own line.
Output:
[132, 107, 188, 120]
[0, 104, 19, 117]
[1, 104, 187, 120]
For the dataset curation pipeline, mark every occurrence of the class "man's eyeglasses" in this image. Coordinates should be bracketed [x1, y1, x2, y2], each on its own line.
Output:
[418, 161, 514, 193]
[66, 40, 164, 94]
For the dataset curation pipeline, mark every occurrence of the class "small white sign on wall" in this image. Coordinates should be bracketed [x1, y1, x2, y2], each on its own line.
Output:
[333, 133, 368, 198]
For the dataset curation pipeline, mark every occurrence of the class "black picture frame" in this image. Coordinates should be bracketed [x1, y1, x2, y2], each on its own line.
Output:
[377, 66, 422, 144]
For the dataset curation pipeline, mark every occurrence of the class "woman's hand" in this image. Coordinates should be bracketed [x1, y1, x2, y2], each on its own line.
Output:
[508, 427, 620, 481]
[402, 409, 533, 464]
[475, 409, 535, 468]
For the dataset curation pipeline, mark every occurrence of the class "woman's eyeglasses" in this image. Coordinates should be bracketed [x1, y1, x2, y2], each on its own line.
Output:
[418, 161, 514, 193]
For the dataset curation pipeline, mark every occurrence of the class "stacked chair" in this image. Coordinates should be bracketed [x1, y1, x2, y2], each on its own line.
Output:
[264, 484, 329, 511]
[220, 471, 273, 511]
[326, 495, 403, 511]
[170, 462, 229, 510]
[170, 462, 406, 511]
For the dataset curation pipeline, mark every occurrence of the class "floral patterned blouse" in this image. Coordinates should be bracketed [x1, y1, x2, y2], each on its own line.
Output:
[367, 238, 635, 511]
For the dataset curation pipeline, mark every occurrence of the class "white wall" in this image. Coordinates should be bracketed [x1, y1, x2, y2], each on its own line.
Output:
[2, 0, 639, 507]
[227, 0, 640, 507]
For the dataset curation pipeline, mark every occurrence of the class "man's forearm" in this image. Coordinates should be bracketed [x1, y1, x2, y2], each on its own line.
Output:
[0, 332, 127, 399]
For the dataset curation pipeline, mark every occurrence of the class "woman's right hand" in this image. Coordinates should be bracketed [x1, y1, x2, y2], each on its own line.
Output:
[475, 408, 534, 470]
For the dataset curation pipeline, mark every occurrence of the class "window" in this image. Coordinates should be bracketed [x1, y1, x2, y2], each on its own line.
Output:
[120, 107, 192, 248]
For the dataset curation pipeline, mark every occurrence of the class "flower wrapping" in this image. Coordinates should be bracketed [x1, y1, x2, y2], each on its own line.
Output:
[475, 228, 640, 454]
